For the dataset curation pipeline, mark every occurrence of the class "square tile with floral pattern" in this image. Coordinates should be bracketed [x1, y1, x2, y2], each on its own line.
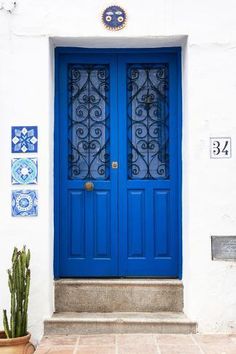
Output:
[11, 126, 38, 153]
[11, 158, 38, 185]
[12, 190, 38, 216]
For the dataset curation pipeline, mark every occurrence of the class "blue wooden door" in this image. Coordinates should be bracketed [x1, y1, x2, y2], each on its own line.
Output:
[55, 49, 181, 277]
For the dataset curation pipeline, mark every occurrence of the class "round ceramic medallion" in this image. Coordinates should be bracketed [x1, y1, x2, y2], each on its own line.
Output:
[102, 5, 127, 31]
[15, 194, 33, 212]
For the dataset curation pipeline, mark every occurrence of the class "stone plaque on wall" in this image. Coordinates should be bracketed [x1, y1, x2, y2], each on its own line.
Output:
[211, 236, 236, 261]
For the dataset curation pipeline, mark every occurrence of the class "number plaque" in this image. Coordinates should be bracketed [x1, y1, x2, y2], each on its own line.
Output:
[210, 137, 231, 158]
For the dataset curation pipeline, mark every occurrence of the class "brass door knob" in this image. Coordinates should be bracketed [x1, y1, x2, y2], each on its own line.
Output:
[112, 161, 119, 169]
[84, 181, 94, 191]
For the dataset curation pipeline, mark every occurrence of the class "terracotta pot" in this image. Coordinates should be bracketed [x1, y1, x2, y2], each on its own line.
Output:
[0, 331, 35, 354]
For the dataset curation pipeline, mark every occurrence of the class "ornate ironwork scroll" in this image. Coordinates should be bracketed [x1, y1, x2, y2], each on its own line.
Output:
[68, 64, 110, 180]
[127, 64, 169, 179]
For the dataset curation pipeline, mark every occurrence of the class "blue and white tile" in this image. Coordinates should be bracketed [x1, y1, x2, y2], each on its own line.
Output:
[12, 190, 38, 217]
[11, 126, 38, 153]
[11, 158, 38, 185]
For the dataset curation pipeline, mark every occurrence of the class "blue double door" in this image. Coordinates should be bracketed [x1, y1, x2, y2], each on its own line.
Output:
[56, 50, 181, 277]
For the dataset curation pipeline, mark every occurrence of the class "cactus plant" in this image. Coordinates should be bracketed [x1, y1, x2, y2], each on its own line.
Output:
[3, 246, 31, 338]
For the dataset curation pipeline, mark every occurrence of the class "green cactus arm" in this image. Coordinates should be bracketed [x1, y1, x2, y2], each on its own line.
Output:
[20, 246, 28, 336]
[3, 310, 11, 339]
[7, 270, 13, 293]
[21, 250, 26, 273]
[12, 247, 18, 264]
[22, 269, 31, 335]
[26, 250, 30, 269]
[18, 255, 23, 312]
[16, 310, 22, 337]
[10, 290, 16, 337]
[11, 251, 18, 337]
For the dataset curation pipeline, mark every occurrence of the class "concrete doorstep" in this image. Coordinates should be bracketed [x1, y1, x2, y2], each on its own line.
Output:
[45, 280, 196, 336]
[44, 312, 196, 335]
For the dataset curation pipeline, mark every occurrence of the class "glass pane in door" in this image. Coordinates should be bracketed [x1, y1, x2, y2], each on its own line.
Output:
[68, 64, 110, 180]
[127, 64, 169, 180]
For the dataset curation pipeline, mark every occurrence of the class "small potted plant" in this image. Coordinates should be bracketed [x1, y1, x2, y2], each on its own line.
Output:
[0, 246, 35, 353]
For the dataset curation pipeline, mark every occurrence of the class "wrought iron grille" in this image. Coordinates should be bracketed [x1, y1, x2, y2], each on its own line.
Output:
[68, 64, 110, 180]
[127, 64, 169, 180]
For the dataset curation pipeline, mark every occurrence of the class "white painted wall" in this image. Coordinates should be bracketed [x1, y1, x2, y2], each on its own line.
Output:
[0, 0, 236, 342]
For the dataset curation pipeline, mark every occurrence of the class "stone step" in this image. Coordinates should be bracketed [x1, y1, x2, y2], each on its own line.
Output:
[44, 312, 197, 335]
[55, 279, 183, 313]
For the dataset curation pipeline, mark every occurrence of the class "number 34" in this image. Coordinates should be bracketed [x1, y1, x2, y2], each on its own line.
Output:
[211, 138, 231, 158]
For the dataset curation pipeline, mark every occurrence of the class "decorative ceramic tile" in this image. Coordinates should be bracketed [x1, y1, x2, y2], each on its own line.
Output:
[102, 6, 127, 31]
[11, 158, 38, 185]
[11, 126, 38, 153]
[12, 190, 38, 217]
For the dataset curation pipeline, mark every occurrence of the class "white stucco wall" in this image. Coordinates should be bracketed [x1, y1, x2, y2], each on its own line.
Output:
[1, 0, 236, 343]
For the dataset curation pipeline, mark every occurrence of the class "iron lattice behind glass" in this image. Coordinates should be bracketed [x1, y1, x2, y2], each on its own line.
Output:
[68, 64, 110, 180]
[127, 63, 169, 180]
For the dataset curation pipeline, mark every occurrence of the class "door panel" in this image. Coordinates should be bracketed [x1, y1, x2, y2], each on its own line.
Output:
[94, 190, 111, 258]
[69, 190, 85, 257]
[58, 54, 118, 276]
[56, 50, 181, 277]
[154, 190, 170, 257]
[118, 54, 179, 276]
[127, 190, 145, 258]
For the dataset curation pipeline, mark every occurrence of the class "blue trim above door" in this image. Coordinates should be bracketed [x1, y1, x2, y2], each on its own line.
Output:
[54, 47, 182, 279]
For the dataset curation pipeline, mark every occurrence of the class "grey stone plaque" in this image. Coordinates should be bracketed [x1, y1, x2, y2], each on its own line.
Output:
[211, 236, 236, 261]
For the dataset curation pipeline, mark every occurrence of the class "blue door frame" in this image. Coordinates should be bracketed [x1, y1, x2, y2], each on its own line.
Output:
[54, 47, 182, 278]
